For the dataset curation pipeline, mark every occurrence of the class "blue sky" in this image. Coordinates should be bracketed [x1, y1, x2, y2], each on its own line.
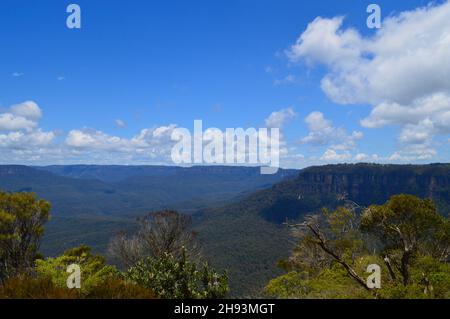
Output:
[1, 0, 449, 168]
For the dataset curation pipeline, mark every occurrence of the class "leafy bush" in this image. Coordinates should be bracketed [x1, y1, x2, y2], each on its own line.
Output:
[0, 192, 51, 283]
[126, 250, 228, 299]
[35, 245, 119, 295]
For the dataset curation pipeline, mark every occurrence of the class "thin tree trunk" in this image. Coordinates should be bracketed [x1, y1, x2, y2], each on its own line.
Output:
[401, 249, 412, 286]
[384, 255, 397, 281]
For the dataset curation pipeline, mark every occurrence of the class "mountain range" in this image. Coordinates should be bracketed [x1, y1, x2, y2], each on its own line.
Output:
[0, 165, 296, 255]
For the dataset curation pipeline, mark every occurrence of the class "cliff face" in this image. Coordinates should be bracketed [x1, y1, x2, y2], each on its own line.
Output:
[295, 164, 450, 206]
[250, 164, 450, 223]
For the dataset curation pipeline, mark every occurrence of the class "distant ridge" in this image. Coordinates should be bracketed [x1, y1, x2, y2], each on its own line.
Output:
[37, 164, 298, 183]
[0, 164, 298, 257]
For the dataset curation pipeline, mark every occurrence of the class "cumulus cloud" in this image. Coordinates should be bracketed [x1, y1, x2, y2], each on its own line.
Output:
[301, 111, 363, 151]
[265, 107, 297, 128]
[288, 16, 363, 71]
[0, 101, 56, 158]
[66, 124, 178, 159]
[355, 153, 369, 162]
[288, 3, 450, 106]
[389, 144, 437, 161]
[361, 93, 450, 130]
[304, 111, 331, 132]
[288, 1, 450, 160]
[10, 101, 43, 121]
[0, 101, 44, 131]
[66, 129, 120, 150]
[0, 130, 55, 149]
[0, 102, 175, 164]
[263, 107, 297, 161]
[0, 101, 295, 166]
[320, 149, 352, 161]
[0, 113, 37, 131]
[354, 153, 380, 162]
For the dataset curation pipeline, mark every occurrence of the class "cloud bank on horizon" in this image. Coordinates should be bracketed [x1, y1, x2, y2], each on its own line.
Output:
[1, 1, 450, 167]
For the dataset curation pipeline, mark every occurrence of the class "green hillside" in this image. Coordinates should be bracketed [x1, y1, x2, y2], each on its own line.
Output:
[194, 163, 450, 296]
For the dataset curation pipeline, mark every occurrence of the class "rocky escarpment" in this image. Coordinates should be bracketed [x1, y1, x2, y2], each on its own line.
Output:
[295, 163, 450, 206]
[239, 163, 450, 223]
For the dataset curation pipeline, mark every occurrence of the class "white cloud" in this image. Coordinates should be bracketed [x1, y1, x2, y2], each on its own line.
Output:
[66, 125, 178, 156]
[263, 108, 297, 161]
[304, 111, 331, 132]
[354, 153, 369, 161]
[398, 119, 434, 145]
[0, 102, 55, 154]
[10, 101, 43, 121]
[389, 145, 437, 161]
[151, 125, 176, 138]
[0, 101, 43, 131]
[287, 16, 363, 70]
[115, 119, 127, 128]
[0, 130, 55, 149]
[0, 101, 299, 166]
[265, 107, 297, 128]
[288, 3, 450, 106]
[301, 111, 363, 151]
[0, 102, 294, 166]
[288, 1, 450, 160]
[320, 149, 352, 161]
[66, 130, 115, 149]
[12, 72, 24, 77]
[354, 153, 379, 162]
[361, 93, 450, 130]
[0, 113, 37, 131]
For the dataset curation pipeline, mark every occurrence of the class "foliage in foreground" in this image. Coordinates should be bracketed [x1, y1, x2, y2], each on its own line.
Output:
[0, 275, 155, 299]
[0, 192, 227, 299]
[36, 245, 119, 294]
[266, 195, 450, 299]
[126, 249, 228, 299]
[0, 192, 50, 283]
[108, 210, 198, 269]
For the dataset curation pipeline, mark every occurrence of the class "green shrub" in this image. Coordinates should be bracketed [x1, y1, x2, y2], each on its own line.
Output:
[126, 250, 228, 299]
[35, 245, 118, 295]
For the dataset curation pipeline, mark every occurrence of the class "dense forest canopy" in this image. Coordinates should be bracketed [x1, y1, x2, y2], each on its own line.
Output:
[0, 190, 448, 299]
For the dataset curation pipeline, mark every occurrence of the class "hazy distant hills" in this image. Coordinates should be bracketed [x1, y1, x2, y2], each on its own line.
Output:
[0, 165, 297, 255]
[0, 165, 298, 217]
[39, 165, 187, 182]
[1, 163, 450, 296]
